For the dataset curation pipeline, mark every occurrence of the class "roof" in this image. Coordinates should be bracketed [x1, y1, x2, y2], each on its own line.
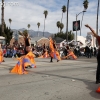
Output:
[31, 36, 49, 42]
[53, 37, 65, 43]
[0, 36, 5, 39]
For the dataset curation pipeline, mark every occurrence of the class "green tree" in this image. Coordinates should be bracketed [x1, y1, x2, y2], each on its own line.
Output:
[9, 18, 12, 28]
[43, 10, 48, 36]
[37, 22, 40, 36]
[83, 0, 89, 9]
[0, 22, 13, 43]
[54, 31, 74, 41]
[67, 31, 74, 41]
[61, 5, 66, 23]
[1, 0, 4, 36]
[56, 21, 60, 33]
[19, 30, 28, 37]
[27, 24, 30, 34]
[59, 23, 64, 33]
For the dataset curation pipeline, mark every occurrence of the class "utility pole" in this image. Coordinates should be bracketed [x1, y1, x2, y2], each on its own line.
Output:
[96, 0, 100, 46]
[66, 0, 69, 44]
[1, 0, 4, 36]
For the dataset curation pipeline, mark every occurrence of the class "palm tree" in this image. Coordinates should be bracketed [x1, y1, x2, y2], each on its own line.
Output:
[61, 5, 66, 23]
[43, 10, 48, 36]
[9, 18, 12, 28]
[56, 21, 60, 33]
[27, 24, 30, 30]
[37, 22, 40, 37]
[27, 24, 30, 34]
[19, 30, 28, 37]
[80, 0, 89, 36]
[59, 23, 64, 33]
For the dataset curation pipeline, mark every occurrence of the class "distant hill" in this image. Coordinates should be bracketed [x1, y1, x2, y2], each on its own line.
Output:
[12, 28, 52, 38]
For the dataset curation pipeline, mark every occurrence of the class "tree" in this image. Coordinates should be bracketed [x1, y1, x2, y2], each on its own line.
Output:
[0, 22, 13, 43]
[56, 21, 60, 33]
[27, 24, 30, 32]
[67, 31, 74, 41]
[1, 0, 4, 36]
[59, 23, 64, 33]
[37, 22, 40, 36]
[9, 18, 12, 28]
[54, 31, 74, 41]
[80, 0, 89, 36]
[43, 10, 48, 36]
[61, 5, 66, 23]
[19, 30, 28, 37]
[83, 0, 89, 9]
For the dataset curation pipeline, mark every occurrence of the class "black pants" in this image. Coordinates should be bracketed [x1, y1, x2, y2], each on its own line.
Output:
[96, 49, 100, 81]
[50, 57, 53, 62]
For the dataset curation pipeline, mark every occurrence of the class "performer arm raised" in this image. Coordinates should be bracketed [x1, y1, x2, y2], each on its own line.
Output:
[85, 24, 98, 37]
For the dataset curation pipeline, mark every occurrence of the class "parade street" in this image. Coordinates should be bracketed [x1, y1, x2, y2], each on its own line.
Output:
[0, 57, 100, 100]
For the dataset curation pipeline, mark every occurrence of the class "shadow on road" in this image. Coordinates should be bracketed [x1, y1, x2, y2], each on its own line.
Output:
[34, 71, 100, 99]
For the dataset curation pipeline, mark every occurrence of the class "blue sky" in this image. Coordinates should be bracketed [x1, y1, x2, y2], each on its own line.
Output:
[0, 0, 99, 37]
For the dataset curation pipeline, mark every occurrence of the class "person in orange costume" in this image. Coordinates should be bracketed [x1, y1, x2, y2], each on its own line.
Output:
[38, 49, 49, 58]
[49, 37, 61, 62]
[10, 46, 36, 75]
[61, 49, 77, 60]
[0, 44, 4, 64]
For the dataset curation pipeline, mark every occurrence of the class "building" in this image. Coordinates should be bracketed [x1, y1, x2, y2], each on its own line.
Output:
[86, 32, 96, 47]
[0, 36, 5, 45]
[31, 37, 49, 46]
[10, 35, 25, 46]
[54, 37, 65, 48]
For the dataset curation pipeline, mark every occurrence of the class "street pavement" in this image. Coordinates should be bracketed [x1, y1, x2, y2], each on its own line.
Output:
[0, 57, 100, 100]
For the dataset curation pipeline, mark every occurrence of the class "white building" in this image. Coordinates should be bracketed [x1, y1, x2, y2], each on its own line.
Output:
[0, 36, 5, 44]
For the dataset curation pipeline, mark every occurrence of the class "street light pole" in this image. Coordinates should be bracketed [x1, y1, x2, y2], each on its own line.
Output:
[75, 11, 86, 42]
[66, 0, 69, 44]
[76, 14, 77, 42]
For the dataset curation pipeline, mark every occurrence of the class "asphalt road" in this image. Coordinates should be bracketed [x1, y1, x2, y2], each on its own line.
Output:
[0, 57, 100, 100]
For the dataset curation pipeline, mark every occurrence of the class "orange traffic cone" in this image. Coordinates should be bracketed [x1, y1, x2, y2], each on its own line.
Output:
[96, 87, 100, 93]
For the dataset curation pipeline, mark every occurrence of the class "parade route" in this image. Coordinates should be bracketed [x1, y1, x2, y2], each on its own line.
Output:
[0, 57, 100, 100]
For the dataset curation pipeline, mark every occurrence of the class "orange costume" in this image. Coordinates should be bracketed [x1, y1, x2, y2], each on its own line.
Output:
[38, 51, 49, 58]
[49, 38, 61, 61]
[11, 51, 36, 74]
[0, 49, 4, 63]
[62, 51, 77, 60]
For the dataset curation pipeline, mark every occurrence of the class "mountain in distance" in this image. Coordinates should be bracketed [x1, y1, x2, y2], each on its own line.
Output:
[12, 28, 52, 38]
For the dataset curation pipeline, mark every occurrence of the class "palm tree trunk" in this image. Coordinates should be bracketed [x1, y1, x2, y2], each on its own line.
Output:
[80, 12, 84, 36]
[66, 0, 69, 43]
[58, 28, 59, 33]
[1, 0, 4, 36]
[43, 19, 45, 36]
[38, 28, 39, 37]
[61, 12, 63, 23]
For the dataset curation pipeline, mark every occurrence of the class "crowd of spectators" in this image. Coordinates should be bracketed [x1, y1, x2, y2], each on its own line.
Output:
[0, 42, 99, 59]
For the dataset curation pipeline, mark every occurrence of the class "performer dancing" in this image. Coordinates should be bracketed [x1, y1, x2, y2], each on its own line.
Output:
[61, 49, 77, 60]
[85, 24, 100, 84]
[0, 44, 4, 64]
[19, 31, 31, 55]
[11, 46, 36, 75]
[49, 37, 61, 62]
